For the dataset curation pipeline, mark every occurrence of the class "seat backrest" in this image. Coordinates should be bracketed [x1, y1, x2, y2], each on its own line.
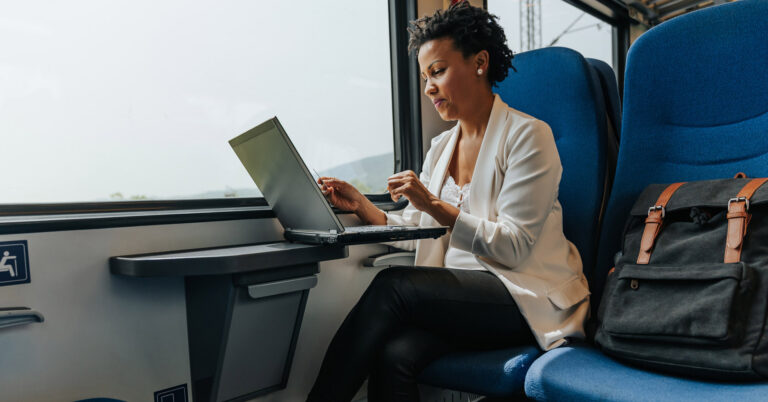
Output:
[592, 0, 768, 307]
[496, 47, 608, 273]
[586, 58, 621, 235]
[586, 58, 622, 141]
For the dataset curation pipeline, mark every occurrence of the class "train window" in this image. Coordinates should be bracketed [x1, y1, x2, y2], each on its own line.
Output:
[488, 0, 614, 67]
[2, 1, 394, 204]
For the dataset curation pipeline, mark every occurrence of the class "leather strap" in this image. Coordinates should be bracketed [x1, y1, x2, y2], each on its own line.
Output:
[637, 182, 686, 264]
[724, 178, 768, 263]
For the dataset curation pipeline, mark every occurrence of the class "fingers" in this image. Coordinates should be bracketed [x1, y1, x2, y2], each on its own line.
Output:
[317, 176, 334, 188]
[387, 171, 420, 196]
[387, 171, 434, 210]
[387, 180, 403, 201]
[387, 170, 417, 181]
[387, 179, 407, 200]
[318, 178, 364, 208]
[324, 187, 344, 206]
[324, 188, 340, 207]
[389, 186, 399, 202]
[388, 182, 413, 202]
[318, 177, 347, 188]
[386, 177, 411, 189]
[387, 171, 418, 189]
[318, 177, 345, 194]
[317, 176, 342, 186]
[325, 186, 345, 203]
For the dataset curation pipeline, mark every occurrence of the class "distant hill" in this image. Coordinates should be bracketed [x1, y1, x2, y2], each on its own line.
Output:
[319, 152, 393, 193]
[165, 152, 394, 200]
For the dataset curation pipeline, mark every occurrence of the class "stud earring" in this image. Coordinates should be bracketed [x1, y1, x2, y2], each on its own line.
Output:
[477, 69, 483, 75]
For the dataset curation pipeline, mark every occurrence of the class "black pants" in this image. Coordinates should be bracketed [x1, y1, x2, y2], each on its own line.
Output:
[307, 266, 535, 402]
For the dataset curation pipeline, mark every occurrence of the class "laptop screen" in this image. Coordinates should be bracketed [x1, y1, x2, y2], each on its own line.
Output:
[229, 117, 344, 232]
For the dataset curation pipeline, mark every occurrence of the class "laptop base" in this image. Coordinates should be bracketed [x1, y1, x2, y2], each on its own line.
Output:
[283, 226, 447, 245]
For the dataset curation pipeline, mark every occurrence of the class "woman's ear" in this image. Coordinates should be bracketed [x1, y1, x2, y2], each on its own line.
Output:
[474, 50, 490, 71]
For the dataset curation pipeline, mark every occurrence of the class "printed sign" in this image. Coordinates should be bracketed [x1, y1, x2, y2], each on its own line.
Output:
[0, 240, 30, 287]
[154, 384, 188, 402]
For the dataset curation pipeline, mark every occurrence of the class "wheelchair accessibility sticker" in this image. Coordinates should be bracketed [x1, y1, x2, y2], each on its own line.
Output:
[154, 384, 188, 402]
[0, 240, 30, 287]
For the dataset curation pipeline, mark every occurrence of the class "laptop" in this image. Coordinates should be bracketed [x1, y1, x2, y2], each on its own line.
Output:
[229, 117, 447, 245]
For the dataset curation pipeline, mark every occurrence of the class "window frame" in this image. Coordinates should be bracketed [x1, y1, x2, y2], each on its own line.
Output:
[0, 1, 417, 233]
[390, 0, 423, 175]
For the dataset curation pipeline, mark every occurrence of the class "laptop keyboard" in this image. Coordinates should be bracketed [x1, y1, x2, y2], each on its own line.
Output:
[345, 225, 408, 233]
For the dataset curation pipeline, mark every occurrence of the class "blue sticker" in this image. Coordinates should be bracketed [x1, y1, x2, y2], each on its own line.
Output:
[0, 240, 30, 287]
[154, 384, 188, 402]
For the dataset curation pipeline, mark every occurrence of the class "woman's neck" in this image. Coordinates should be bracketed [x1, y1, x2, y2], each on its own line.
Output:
[458, 92, 495, 139]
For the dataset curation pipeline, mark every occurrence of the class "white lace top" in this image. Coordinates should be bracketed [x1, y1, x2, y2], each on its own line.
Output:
[440, 176, 485, 271]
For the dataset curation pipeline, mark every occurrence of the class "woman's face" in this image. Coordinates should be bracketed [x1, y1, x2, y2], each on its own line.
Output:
[418, 37, 486, 121]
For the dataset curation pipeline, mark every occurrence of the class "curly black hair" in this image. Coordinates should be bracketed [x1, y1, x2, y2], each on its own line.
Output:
[407, 1, 515, 86]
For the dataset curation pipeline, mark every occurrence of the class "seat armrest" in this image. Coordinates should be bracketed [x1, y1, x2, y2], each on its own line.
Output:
[364, 251, 416, 267]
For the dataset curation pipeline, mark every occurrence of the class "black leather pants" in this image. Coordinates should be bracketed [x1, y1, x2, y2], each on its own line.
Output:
[307, 266, 534, 402]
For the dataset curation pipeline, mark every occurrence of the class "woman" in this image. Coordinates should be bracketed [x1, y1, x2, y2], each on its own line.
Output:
[308, 3, 589, 401]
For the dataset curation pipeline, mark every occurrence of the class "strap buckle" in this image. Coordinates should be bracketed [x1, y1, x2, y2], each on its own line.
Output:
[728, 196, 750, 211]
[648, 205, 665, 218]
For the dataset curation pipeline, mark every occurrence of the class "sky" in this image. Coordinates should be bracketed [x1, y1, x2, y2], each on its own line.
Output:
[489, 0, 613, 62]
[1, 1, 612, 203]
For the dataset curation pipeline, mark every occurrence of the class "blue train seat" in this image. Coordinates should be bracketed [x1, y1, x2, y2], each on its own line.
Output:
[587, 57, 621, 209]
[587, 58, 621, 141]
[525, 345, 768, 402]
[497, 47, 609, 274]
[525, 1, 768, 400]
[418, 46, 611, 397]
[419, 344, 541, 397]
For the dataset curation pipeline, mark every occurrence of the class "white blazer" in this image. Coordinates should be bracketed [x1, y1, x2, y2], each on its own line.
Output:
[386, 95, 590, 350]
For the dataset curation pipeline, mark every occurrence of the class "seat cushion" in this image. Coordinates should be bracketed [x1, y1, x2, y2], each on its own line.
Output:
[525, 345, 768, 401]
[419, 345, 541, 397]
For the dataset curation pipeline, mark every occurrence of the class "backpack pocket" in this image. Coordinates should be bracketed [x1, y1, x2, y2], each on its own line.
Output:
[602, 262, 754, 346]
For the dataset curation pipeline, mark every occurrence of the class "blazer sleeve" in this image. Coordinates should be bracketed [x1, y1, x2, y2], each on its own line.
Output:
[449, 120, 561, 269]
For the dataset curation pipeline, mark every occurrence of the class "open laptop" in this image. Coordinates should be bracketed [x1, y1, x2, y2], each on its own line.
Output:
[229, 117, 447, 245]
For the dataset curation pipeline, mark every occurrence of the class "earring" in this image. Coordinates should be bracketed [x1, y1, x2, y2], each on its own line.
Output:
[477, 69, 483, 75]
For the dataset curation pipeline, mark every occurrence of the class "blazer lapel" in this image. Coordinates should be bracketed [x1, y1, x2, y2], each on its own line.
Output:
[415, 125, 459, 266]
[469, 94, 509, 219]
[427, 125, 460, 197]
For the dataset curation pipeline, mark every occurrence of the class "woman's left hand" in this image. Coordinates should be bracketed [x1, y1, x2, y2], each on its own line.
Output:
[387, 170, 438, 212]
[388, 170, 461, 228]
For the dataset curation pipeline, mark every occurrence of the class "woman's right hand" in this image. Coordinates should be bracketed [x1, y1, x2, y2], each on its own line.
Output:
[318, 177, 387, 225]
[317, 177, 365, 212]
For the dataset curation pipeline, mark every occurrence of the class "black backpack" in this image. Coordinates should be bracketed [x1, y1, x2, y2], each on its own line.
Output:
[595, 177, 768, 380]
